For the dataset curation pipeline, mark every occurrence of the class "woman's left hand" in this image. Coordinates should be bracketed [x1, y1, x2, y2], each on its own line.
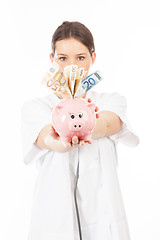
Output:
[87, 98, 99, 119]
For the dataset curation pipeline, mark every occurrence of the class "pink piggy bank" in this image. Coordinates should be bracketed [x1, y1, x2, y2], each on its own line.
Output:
[51, 98, 96, 146]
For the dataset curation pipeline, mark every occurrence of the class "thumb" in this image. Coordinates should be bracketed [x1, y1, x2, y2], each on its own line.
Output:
[49, 125, 59, 137]
[72, 136, 79, 145]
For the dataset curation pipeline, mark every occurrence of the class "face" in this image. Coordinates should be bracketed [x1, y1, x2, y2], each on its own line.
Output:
[50, 38, 96, 75]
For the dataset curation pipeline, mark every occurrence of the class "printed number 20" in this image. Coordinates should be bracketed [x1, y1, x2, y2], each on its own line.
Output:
[83, 78, 95, 90]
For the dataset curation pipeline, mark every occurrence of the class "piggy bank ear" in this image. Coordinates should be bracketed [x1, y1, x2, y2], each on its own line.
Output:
[54, 106, 64, 114]
[87, 103, 96, 112]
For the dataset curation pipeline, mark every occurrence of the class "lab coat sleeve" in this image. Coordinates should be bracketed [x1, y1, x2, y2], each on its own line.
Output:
[21, 98, 52, 165]
[98, 92, 139, 147]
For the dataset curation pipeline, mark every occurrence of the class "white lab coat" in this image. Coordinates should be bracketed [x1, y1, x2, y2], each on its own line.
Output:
[21, 90, 139, 240]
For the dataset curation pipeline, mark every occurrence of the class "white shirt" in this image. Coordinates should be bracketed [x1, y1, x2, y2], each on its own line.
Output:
[21, 90, 139, 240]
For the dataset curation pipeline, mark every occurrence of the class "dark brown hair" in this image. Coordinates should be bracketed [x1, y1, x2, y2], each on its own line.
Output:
[51, 21, 95, 56]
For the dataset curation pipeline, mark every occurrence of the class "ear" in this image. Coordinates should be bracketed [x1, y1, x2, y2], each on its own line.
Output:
[91, 52, 96, 65]
[87, 103, 96, 112]
[49, 53, 54, 63]
[54, 106, 64, 114]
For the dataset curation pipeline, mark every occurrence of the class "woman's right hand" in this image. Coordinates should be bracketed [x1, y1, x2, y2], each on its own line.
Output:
[49, 126, 87, 149]
[49, 125, 79, 151]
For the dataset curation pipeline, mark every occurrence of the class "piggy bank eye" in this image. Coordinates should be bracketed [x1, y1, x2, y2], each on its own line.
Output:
[79, 113, 83, 118]
[70, 114, 75, 119]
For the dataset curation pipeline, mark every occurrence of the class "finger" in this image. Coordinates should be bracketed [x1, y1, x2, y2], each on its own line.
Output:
[95, 106, 99, 112]
[79, 140, 85, 146]
[87, 140, 92, 144]
[63, 142, 71, 148]
[72, 136, 79, 145]
[96, 113, 100, 119]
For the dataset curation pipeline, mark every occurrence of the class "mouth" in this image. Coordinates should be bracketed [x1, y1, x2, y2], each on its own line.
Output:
[72, 129, 81, 132]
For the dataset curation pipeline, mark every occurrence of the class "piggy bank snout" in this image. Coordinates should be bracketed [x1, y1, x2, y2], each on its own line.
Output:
[70, 121, 84, 131]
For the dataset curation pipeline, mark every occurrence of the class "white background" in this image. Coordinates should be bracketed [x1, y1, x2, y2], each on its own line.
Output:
[0, 0, 160, 239]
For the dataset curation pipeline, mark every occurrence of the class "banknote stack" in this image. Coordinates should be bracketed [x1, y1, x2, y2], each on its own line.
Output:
[41, 62, 103, 99]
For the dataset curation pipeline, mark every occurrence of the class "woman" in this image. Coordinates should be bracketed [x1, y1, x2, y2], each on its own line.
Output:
[21, 21, 139, 240]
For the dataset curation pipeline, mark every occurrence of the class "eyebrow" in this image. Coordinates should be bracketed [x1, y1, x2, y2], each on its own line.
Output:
[57, 53, 87, 56]
[76, 53, 87, 56]
[57, 53, 68, 56]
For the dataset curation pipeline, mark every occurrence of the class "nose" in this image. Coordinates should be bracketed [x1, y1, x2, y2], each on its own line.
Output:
[74, 124, 82, 129]
[68, 60, 77, 66]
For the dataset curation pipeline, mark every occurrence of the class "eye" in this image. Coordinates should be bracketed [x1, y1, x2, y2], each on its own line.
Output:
[59, 57, 67, 61]
[70, 113, 75, 119]
[77, 56, 85, 61]
[79, 113, 83, 118]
